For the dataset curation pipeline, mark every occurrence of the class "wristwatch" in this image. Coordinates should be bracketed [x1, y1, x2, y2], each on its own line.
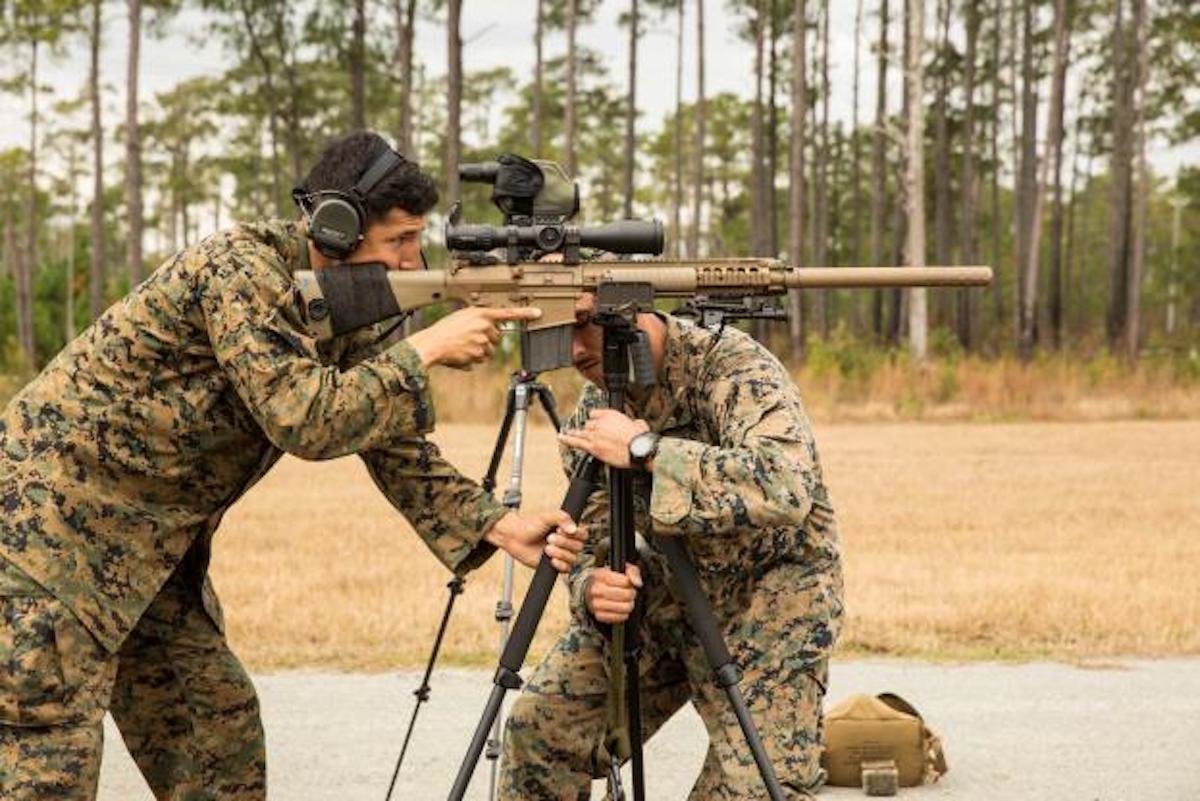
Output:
[628, 431, 661, 471]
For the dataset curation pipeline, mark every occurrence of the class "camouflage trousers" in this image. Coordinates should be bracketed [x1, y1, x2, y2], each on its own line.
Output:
[500, 563, 842, 800]
[0, 559, 265, 801]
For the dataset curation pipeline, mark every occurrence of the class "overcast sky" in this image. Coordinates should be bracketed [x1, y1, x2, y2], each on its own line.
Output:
[1, 1, 1195, 183]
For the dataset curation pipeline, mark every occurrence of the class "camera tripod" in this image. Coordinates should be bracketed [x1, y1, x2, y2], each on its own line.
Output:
[384, 369, 561, 801]
[448, 287, 786, 801]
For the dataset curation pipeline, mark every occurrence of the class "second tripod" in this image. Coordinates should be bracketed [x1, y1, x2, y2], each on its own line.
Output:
[384, 370, 560, 801]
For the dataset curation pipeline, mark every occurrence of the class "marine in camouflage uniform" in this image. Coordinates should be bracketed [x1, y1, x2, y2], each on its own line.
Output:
[0, 219, 510, 800]
[500, 313, 844, 800]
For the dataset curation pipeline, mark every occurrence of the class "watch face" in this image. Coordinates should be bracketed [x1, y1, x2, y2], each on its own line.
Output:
[630, 432, 656, 459]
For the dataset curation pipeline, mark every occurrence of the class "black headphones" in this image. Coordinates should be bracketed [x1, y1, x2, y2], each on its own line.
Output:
[292, 145, 405, 260]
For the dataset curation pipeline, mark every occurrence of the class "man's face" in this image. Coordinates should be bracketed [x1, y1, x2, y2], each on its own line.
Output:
[571, 294, 605, 387]
[353, 207, 426, 271]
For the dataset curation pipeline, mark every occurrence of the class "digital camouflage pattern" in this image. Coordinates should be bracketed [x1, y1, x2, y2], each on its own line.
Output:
[0, 220, 506, 799]
[0, 560, 264, 800]
[501, 314, 844, 800]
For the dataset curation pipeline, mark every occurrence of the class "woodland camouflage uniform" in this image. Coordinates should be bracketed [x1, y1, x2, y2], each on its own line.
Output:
[0, 220, 505, 800]
[500, 315, 844, 800]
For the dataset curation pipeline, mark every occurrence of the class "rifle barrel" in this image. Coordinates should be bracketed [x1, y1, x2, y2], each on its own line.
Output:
[780, 265, 993, 288]
[593, 263, 993, 293]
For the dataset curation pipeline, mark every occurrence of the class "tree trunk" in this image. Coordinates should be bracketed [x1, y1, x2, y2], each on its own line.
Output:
[270, 5, 304, 183]
[885, 0, 912, 346]
[905, 0, 926, 359]
[18, 37, 39, 366]
[768, 4, 781, 258]
[180, 148, 191, 247]
[788, 0, 808, 358]
[351, 0, 366, 130]
[1062, 92, 1087, 342]
[989, 0, 1004, 332]
[1008, 0, 1021, 329]
[89, 0, 105, 320]
[671, 0, 684, 258]
[623, 0, 639, 218]
[1126, 0, 1148, 360]
[446, 0, 463, 203]
[932, 0, 952, 271]
[688, 0, 706, 258]
[1034, 0, 1072, 353]
[851, 0, 864, 268]
[395, 0, 417, 155]
[533, 0, 545, 157]
[751, 1, 766, 256]
[238, 0, 283, 214]
[66, 157, 77, 341]
[1106, 0, 1133, 349]
[126, 0, 144, 286]
[958, 0, 980, 348]
[1016, 0, 1040, 360]
[565, 0, 579, 179]
[869, 0, 889, 338]
[814, 0, 830, 333]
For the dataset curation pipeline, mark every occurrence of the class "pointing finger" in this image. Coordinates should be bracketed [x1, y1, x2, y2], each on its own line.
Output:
[483, 306, 543, 322]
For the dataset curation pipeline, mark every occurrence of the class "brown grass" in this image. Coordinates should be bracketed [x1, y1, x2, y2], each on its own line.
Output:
[430, 353, 1200, 425]
[211, 420, 1200, 672]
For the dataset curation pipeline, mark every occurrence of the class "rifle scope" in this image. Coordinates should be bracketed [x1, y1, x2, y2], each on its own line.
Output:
[446, 219, 664, 257]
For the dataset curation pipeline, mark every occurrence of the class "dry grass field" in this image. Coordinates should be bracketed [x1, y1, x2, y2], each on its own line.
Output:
[210, 419, 1200, 672]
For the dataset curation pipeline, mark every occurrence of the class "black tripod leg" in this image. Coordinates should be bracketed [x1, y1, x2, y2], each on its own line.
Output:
[482, 384, 518, 495]
[532, 382, 562, 432]
[447, 458, 603, 801]
[654, 536, 787, 801]
[384, 577, 465, 801]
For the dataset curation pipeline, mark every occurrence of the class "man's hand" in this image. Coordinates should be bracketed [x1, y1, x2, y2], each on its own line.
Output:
[585, 564, 643, 624]
[407, 306, 542, 369]
[485, 510, 587, 572]
[558, 409, 649, 469]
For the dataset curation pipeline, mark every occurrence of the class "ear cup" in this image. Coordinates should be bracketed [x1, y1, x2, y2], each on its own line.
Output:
[308, 194, 365, 259]
[296, 140, 405, 260]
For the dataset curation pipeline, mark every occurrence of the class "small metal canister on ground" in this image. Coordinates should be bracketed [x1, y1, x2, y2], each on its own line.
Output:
[861, 759, 900, 796]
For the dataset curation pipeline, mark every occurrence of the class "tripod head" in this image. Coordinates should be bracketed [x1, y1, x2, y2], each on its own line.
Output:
[594, 283, 658, 404]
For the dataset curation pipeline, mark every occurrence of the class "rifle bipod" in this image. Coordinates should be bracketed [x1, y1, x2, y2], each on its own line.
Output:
[384, 371, 560, 801]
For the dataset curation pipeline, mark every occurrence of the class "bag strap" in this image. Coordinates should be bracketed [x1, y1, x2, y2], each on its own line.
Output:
[876, 693, 949, 782]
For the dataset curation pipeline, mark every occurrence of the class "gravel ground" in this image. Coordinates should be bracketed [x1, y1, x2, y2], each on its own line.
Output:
[98, 658, 1200, 800]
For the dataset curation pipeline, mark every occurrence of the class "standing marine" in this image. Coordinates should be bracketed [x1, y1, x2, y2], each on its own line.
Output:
[0, 132, 584, 800]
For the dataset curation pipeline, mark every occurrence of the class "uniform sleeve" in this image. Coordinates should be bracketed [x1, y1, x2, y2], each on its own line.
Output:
[200, 242, 435, 460]
[648, 344, 822, 537]
[359, 439, 508, 575]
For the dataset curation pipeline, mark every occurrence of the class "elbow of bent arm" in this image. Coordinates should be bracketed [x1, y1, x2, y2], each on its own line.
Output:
[264, 421, 357, 461]
[254, 386, 362, 461]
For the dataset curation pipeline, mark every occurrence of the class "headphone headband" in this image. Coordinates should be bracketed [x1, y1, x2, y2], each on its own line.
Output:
[353, 148, 404, 200]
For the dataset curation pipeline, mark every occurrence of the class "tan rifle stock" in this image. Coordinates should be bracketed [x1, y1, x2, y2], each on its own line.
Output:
[294, 259, 992, 351]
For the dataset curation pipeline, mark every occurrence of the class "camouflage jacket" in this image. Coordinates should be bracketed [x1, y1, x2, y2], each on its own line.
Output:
[563, 314, 842, 620]
[0, 220, 504, 653]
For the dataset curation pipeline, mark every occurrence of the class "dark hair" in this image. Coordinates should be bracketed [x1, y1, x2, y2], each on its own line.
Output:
[299, 131, 439, 220]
